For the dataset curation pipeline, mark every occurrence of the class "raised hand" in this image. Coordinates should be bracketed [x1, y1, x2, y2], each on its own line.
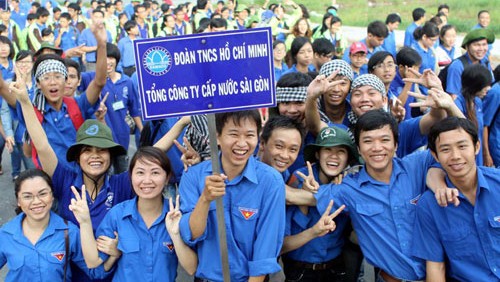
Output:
[9, 80, 30, 103]
[296, 161, 320, 193]
[91, 18, 107, 44]
[307, 71, 342, 99]
[389, 97, 406, 122]
[97, 232, 121, 258]
[202, 174, 227, 202]
[408, 88, 454, 110]
[68, 185, 91, 225]
[312, 200, 346, 237]
[95, 92, 109, 123]
[174, 137, 201, 171]
[403, 68, 443, 91]
[165, 195, 181, 235]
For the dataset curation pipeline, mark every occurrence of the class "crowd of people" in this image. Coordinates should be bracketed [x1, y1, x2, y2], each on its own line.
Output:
[0, 0, 499, 281]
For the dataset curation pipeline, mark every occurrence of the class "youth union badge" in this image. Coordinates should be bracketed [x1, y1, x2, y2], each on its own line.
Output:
[143, 46, 172, 76]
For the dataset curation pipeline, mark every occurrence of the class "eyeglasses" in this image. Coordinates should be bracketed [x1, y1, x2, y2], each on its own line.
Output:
[39, 73, 65, 82]
[20, 190, 52, 202]
[373, 62, 396, 70]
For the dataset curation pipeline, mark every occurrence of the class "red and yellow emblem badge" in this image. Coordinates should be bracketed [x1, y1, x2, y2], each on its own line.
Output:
[163, 242, 175, 252]
[51, 252, 65, 261]
[238, 207, 258, 220]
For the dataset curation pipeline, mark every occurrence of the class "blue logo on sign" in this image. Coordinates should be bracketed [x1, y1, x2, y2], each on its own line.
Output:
[86, 125, 99, 135]
[143, 46, 172, 76]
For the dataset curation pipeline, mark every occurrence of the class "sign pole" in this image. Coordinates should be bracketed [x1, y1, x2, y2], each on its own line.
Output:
[207, 113, 231, 282]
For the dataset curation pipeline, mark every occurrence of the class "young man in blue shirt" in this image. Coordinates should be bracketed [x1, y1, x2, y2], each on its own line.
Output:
[179, 110, 286, 282]
[445, 28, 495, 97]
[404, 8, 425, 47]
[0, 18, 108, 169]
[99, 42, 142, 152]
[54, 13, 79, 57]
[412, 117, 500, 281]
[117, 20, 139, 77]
[342, 21, 388, 74]
[78, 9, 112, 72]
[258, 115, 304, 182]
[381, 13, 401, 57]
[389, 47, 422, 120]
[286, 109, 436, 281]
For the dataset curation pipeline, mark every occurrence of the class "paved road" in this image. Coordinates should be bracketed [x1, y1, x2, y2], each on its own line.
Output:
[0, 149, 19, 280]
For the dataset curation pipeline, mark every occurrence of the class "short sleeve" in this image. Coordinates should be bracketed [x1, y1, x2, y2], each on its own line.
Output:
[411, 194, 445, 262]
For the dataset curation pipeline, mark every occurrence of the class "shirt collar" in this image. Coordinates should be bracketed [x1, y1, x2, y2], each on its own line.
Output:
[445, 167, 490, 193]
[203, 155, 259, 185]
[6, 211, 68, 241]
[358, 158, 402, 186]
[121, 197, 170, 223]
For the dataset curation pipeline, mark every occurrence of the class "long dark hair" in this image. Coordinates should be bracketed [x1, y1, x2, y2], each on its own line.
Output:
[461, 64, 492, 128]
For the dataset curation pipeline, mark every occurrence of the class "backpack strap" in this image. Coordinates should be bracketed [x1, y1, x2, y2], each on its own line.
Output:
[62, 96, 84, 130]
[30, 98, 84, 168]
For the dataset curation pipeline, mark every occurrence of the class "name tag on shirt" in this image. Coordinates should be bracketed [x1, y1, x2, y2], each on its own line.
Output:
[112, 100, 125, 111]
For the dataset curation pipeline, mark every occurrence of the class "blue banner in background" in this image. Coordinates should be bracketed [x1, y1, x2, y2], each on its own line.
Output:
[0, 0, 6, 11]
[133, 27, 276, 120]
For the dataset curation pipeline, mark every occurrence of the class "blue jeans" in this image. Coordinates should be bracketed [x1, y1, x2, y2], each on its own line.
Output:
[10, 142, 35, 177]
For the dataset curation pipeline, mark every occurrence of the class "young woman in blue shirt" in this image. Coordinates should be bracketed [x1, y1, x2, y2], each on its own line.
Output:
[69, 146, 198, 281]
[0, 169, 105, 282]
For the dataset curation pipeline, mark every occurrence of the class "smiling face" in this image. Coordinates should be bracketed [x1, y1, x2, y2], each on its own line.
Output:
[322, 76, 350, 107]
[478, 11, 490, 28]
[467, 39, 489, 62]
[296, 18, 308, 36]
[15, 55, 34, 76]
[350, 85, 387, 117]
[131, 158, 168, 200]
[432, 128, 479, 181]
[17, 177, 54, 222]
[78, 146, 111, 179]
[371, 56, 396, 86]
[217, 117, 259, 175]
[260, 128, 301, 173]
[278, 101, 306, 124]
[106, 56, 117, 75]
[358, 125, 396, 178]
[317, 146, 349, 179]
